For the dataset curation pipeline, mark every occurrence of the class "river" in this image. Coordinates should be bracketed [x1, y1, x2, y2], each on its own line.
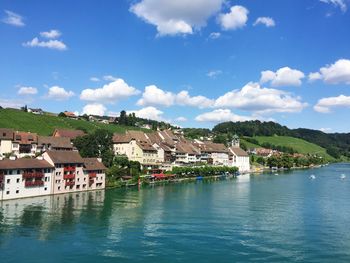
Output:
[1, 164, 350, 262]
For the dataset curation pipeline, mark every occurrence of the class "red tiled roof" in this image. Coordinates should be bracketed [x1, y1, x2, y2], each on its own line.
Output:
[53, 129, 85, 139]
[83, 158, 106, 171]
[45, 150, 84, 164]
[0, 158, 53, 170]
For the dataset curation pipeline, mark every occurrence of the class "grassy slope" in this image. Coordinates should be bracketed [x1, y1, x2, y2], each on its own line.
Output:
[240, 138, 260, 149]
[253, 135, 333, 159]
[0, 109, 144, 136]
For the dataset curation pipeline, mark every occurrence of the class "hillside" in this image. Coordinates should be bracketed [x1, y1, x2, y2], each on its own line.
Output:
[252, 136, 333, 159]
[0, 109, 144, 136]
[213, 121, 350, 159]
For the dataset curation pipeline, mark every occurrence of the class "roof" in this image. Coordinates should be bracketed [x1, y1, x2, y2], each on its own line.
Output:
[176, 140, 200, 155]
[0, 158, 54, 170]
[197, 142, 228, 153]
[0, 128, 14, 140]
[53, 129, 85, 139]
[83, 158, 106, 171]
[229, 147, 249, 157]
[13, 131, 38, 144]
[113, 133, 130, 143]
[64, 111, 77, 117]
[45, 150, 84, 164]
[38, 136, 73, 149]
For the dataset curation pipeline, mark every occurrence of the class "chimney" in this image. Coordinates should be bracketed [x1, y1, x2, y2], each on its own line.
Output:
[97, 158, 102, 163]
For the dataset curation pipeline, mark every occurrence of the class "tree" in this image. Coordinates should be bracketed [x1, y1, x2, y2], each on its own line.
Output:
[58, 112, 66, 118]
[119, 110, 127, 125]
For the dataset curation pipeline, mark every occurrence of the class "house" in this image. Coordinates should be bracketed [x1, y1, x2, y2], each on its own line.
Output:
[12, 131, 38, 158]
[113, 131, 162, 168]
[83, 158, 106, 189]
[0, 128, 14, 156]
[37, 136, 73, 152]
[0, 158, 54, 200]
[53, 129, 85, 140]
[43, 150, 87, 194]
[228, 147, 250, 172]
[28, 108, 44, 115]
[175, 140, 201, 164]
[63, 111, 78, 119]
[195, 141, 229, 166]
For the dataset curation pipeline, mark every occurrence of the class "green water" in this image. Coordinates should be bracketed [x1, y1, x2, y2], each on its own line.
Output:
[1, 164, 350, 262]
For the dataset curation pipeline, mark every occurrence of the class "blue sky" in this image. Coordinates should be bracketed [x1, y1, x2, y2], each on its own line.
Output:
[1, 0, 350, 132]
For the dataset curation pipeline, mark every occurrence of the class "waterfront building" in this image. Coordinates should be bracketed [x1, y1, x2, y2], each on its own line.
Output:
[12, 131, 38, 158]
[228, 147, 250, 172]
[0, 158, 54, 200]
[195, 141, 230, 166]
[83, 158, 106, 190]
[37, 136, 74, 152]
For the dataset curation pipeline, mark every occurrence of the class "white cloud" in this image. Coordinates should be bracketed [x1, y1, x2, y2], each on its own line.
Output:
[23, 37, 67, 51]
[137, 85, 175, 106]
[47, 86, 74, 100]
[207, 70, 222, 79]
[90, 77, 100, 82]
[18, 86, 38, 95]
[309, 59, 350, 84]
[103, 75, 118, 81]
[195, 109, 255, 123]
[320, 0, 347, 12]
[260, 67, 305, 87]
[137, 85, 214, 108]
[214, 82, 307, 114]
[0, 98, 26, 109]
[320, 127, 332, 133]
[176, 90, 214, 108]
[80, 79, 140, 103]
[40, 29, 61, 39]
[308, 72, 322, 82]
[253, 17, 275, 27]
[314, 95, 350, 113]
[209, 32, 221, 39]
[175, 116, 187, 122]
[218, 5, 249, 30]
[129, 106, 165, 121]
[82, 103, 107, 116]
[2, 10, 25, 27]
[130, 0, 223, 36]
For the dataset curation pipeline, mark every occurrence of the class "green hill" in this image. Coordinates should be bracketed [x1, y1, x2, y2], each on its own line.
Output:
[0, 109, 144, 136]
[252, 135, 333, 160]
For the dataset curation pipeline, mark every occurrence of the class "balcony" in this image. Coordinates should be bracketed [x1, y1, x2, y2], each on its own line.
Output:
[65, 181, 75, 187]
[23, 171, 44, 179]
[25, 180, 44, 187]
[89, 172, 97, 178]
[64, 166, 76, 172]
[63, 174, 75, 180]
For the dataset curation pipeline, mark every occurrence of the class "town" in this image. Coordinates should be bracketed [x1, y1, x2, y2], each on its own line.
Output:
[0, 125, 250, 201]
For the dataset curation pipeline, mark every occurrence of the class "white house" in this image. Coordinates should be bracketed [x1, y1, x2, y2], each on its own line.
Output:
[0, 158, 54, 200]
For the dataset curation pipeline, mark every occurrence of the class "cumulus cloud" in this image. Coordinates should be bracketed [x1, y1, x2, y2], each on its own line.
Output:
[80, 79, 140, 103]
[90, 77, 100, 82]
[18, 86, 38, 95]
[314, 95, 350, 113]
[130, 0, 223, 36]
[46, 86, 74, 100]
[137, 85, 214, 108]
[128, 106, 165, 121]
[40, 29, 61, 39]
[214, 82, 307, 114]
[207, 70, 222, 79]
[23, 37, 67, 51]
[209, 32, 221, 39]
[195, 109, 255, 123]
[2, 10, 25, 27]
[218, 5, 249, 30]
[320, 0, 347, 12]
[175, 116, 187, 122]
[82, 103, 107, 116]
[309, 59, 350, 84]
[253, 17, 275, 27]
[260, 67, 305, 87]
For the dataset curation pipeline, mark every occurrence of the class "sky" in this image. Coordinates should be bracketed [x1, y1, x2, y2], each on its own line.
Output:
[1, 0, 350, 132]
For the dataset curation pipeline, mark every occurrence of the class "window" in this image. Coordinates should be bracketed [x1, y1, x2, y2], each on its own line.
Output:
[58, 186, 61, 191]
[17, 170, 20, 174]
[6, 191, 9, 195]
[44, 187, 47, 191]
[16, 190, 19, 194]
[16, 178, 20, 183]
[76, 185, 80, 189]
[7, 179, 10, 183]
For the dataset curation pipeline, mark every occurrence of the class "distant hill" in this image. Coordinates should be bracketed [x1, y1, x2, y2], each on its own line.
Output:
[252, 136, 333, 159]
[0, 109, 145, 136]
[213, 121, 350, 159]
